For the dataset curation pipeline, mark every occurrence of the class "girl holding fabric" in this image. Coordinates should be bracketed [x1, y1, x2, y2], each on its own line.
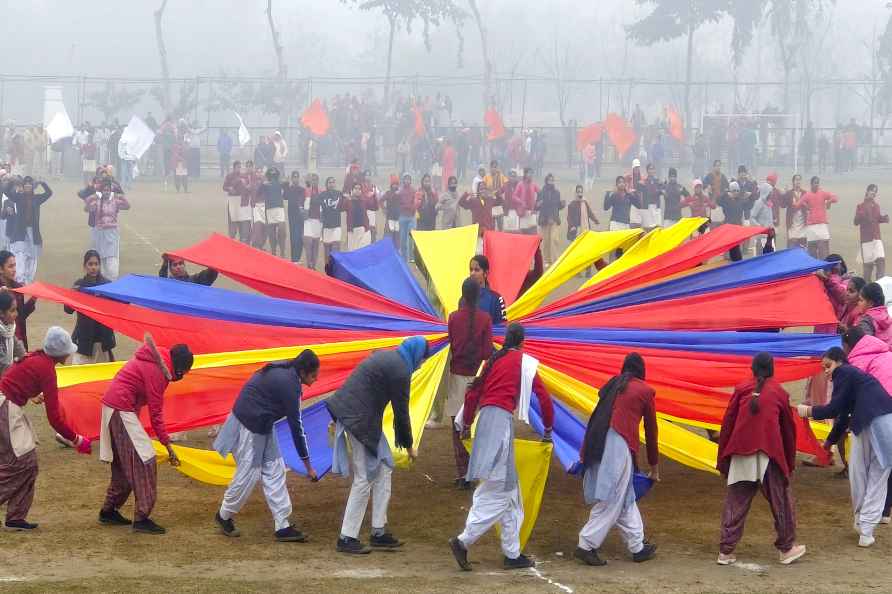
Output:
[215, 350, 320, 542]
[0, 327, 90, 531]
[66, 250, 115, 364]
[574, 353, 659, 567]
[798, 347, 892, 547]
[326, 336, 427, 555]
[0, 251, 36, 350]
[83, 178, 130, 280]
[716, 353, 805, 565]
[0, 291, 24, 375]
[449, 323, 554, 571]
[98, 335, 194, 535]
[442, 277, 493, 487]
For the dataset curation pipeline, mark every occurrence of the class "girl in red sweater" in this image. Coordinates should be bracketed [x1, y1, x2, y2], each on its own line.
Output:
[716, 353, 805, 565]
[449, 323, 553, 572]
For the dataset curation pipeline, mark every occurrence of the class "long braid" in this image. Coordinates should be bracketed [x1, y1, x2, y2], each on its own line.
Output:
[749, 352, 774, 415]
[460, 277, 480, 371]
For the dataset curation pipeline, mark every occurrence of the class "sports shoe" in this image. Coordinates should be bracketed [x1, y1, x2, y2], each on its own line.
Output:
[454, 478, 471, 490]
[503, 554, 535, 570]
[337, 536, 371, 554]
[859, 535, 876, 548]
[370, 532, 403, 548]
[449, 536, 471, 571]
[132, 518, 166, 534]
[4, 519, 38, 531]
[716, 552, 736, 565]
[275, 525, 307, 542]
[632, 543, 657, 563]
[779, 544, 806, 565]
[574, 546, 607, 566]
[99, 509, 131, 526]
[215, 512, 240, 537]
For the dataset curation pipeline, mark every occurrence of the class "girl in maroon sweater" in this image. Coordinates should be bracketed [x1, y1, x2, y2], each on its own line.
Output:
[716, 353, 805, 565]
[575, 353, 659, 567]
[0, 327, 88, 531]
[442, 277, 493, 487]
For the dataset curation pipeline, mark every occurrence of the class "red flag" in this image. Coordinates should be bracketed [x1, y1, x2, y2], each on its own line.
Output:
[300, 99, 330, 136]
[413, 105, 426, 138]
[484, 108, 506, 141]
[575, 122, 604, 152]
[667, 106, 684, 142]
[604, 113, 637, 158]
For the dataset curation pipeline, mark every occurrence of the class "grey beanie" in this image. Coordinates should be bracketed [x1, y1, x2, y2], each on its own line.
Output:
[44, 326, 77, 358]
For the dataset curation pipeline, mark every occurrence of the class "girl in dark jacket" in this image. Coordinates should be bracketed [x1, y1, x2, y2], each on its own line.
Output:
[66, 250, 115, 364]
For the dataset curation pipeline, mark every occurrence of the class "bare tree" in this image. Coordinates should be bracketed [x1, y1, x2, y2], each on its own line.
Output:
[341, 0, 465, 105]
[87, 82, 144, 124]
[265, 0, 290, 128]
[154, 0, 171, 114]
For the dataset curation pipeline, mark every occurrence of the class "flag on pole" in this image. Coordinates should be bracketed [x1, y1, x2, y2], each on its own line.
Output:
[484, 108, 506, 141]
[300, 99, 331, 137]
[667, 106, 684, 142]
[604, 113, 637, 158]
[234, 111, 251, 147]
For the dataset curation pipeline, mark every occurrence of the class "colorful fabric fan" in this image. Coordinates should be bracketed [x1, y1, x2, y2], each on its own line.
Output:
[20, 220, 839, 548]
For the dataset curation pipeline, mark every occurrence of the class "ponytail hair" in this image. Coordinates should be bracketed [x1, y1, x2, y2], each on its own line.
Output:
[823, 346, 847, 364]
[260, 348, 320, 379]
[749, 352, 774, 414]
[470, 323, 524, 391]
[460, 277, 481, 369]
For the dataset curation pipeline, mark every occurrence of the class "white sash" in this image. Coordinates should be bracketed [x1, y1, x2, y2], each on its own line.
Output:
[0, 392, 36, 458]
[100, 405, 156, 464]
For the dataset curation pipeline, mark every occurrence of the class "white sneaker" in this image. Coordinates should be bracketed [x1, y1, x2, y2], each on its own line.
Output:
[716, 553, 736, 565]
[859, 535, 876, 548]
[779, 544, 806, 565]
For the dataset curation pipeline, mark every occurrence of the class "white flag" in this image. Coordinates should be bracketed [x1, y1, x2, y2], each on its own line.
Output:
[46, 111, 74, 144]
[118, 116, 156, 161]
[234, 111, 251, 147]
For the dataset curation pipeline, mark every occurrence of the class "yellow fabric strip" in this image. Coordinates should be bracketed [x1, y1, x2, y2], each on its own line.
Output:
[152, 441, 235, 486]
[581, 217, 707, 289]
[537, 363, 719, 475]
[411, 224, 479, 317]
[57, 334, 446, 388]
[508, 229, 642, 320]
[462, 437, 553, 550]
[383, 347, 450, 467]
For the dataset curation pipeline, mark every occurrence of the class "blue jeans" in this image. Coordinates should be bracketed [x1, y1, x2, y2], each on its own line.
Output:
[399, 216, 416, 262]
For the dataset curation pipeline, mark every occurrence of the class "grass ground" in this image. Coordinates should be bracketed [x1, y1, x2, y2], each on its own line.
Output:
[0, 165, 890, 593]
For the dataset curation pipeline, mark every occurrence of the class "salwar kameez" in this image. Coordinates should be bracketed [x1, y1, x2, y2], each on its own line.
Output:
[99, 406, 158, 521]
[11, 228, 40, 285]
[457, 406, 523, 559]
[577, 429, 645, 555]
[215, 413, 292, 530]
[850, 416, 892, 538]
[332, 423, 393, 539]
[0, 396, 38, 522]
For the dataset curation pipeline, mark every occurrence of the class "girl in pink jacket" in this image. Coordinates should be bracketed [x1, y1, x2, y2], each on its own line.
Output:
[857, 283, 892, 346]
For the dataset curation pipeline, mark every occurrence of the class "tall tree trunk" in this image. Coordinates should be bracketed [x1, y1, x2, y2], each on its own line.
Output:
[384, 14, 396, 107]
[154, 0, 171, 114]
[684, 20, 694, 138]
[266, 0, 288, 129]
[468, 0, 491, 110]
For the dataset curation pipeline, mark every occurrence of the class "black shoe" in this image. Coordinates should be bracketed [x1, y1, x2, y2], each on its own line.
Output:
[132, 518, 166, 535]
[454, 478, 471, 490]
[633, 543, 657, 563]
[337, 536, 371, 554]
[99, 509, 131, 526]
[4, 519, 38, 531]
[574, 546, 607, 566]
[449, 536, 471, 571]
[503, 553, 535, 570]
[215, 512, 240, 538]
[275, 525, 307, 542]
[370, 532, 403, 548]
